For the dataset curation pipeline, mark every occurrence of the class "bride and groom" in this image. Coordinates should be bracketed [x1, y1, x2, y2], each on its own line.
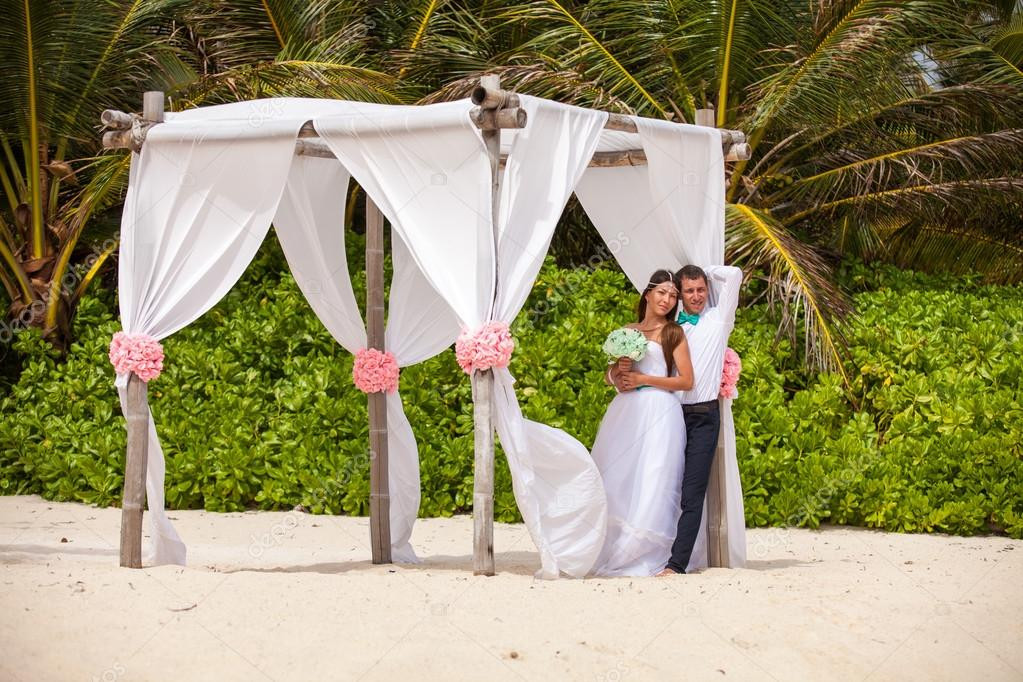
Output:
[590, 264, 742, 577]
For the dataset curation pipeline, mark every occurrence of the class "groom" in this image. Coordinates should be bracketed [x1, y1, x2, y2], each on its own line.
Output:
[611, 264, 742, 574]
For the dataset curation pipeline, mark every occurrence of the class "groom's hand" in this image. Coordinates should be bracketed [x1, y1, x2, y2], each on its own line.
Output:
[607, 364, 629, 392]
[619, 371, 642, 391]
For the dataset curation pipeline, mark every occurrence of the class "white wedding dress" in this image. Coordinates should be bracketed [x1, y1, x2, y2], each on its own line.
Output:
[590, 339, 686, 576]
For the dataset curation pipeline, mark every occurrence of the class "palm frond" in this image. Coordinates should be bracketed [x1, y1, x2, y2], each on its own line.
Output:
[498, 0, 674, 117]
[726, 203, 851, 377]
[775, 129, 1023, 208]
[0, 0, 184, 146]
[883, 219, 1023, 283]
[783, 176, 1023, 226]
[989, 6, 1023, 67]
[407, 0, 443, 51]
[172, 59, 405, 107]
[61, 154, 133, 235]
[177, 0, 375, 73]
[746, 0, 960, 137]
[657, 0, 799, 125]
[934, 31, 1023, 88]
[753, 83, 1023, 182]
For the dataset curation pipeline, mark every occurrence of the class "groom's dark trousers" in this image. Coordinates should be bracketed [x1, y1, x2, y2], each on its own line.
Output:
[666, 399, 721, 573]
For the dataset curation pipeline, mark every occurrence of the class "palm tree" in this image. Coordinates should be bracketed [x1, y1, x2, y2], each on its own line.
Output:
[0, 0, 403, 351]
[165, 0, 405, 107]
[389, 0, 1023, 374]
[5, 0, 1020, 374]
[0, 0, 186, 350]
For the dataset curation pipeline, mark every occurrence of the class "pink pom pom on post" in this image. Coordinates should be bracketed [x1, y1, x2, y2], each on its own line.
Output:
[353, 348, 400, 393]
[108, 332, 165, 382]
[455, 321, 514, 374]
[719, 347, 742, 399]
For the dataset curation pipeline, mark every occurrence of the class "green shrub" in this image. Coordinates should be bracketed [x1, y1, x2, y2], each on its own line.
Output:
[1, 246, 1021, 538]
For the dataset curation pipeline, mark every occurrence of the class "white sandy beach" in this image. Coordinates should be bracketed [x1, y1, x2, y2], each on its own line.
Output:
[1, 494, 1021, 681]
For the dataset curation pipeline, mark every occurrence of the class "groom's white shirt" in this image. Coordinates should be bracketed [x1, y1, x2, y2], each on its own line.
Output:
[676, 265, 743, 405]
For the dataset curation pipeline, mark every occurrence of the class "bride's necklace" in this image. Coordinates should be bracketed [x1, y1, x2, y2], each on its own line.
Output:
[636, 322, 665, 335]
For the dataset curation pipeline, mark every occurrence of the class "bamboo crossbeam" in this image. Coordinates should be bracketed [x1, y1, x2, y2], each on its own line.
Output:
[103, 106, 747, 159]
[101, 109, 135, 129]
[101, 129, 138, 150]
[470, 85, 746, 144]
[297, 139, 750, 165]
[603, 112, 745, 145]
[471, 86, 520, 110]
[469, 107, 528, 131]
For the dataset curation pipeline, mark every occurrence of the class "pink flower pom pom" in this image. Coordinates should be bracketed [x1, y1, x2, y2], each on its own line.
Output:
[719, 347, 742, 399]
[455, 322, 515, 374]
[352, 348, 400, 394]
[108, 332, 164, 382]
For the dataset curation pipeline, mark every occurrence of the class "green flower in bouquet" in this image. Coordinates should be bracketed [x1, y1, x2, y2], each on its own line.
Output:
[602, 327, 649, 363]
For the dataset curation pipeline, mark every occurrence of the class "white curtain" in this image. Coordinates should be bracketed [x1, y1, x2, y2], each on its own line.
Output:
[314, 100, 493, 565]
[384, 235, 463, 560]
[315, 100, 494, 327]
[318, 96, 611, 577]
[116, 117, 303, 564]
[575, 118, 747, 569]
[116, 95, 743, 573]
[273, 154, 462, 562]
[490, 95, 609, 578]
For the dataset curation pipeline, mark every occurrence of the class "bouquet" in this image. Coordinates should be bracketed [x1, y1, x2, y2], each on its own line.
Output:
[719, 347, 742, 398]
[602, 327, 649, 368]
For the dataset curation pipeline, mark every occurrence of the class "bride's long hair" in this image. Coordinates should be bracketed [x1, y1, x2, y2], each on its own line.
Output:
[637, 269, 685, 376]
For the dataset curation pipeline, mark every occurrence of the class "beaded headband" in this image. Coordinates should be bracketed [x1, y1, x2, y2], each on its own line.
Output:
[646, 269, 678, 294]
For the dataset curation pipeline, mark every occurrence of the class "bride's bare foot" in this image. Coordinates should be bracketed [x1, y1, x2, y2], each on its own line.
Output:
[656, 568, 680, 577]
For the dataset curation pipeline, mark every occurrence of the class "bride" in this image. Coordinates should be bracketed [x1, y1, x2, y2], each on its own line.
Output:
[590, 269, 694, 577]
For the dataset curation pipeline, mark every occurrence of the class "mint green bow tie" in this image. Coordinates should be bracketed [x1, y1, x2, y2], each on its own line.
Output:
[677, 311, 699, 325]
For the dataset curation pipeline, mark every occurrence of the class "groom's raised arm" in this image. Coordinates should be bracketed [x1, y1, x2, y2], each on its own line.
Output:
[704, 265, 743, 330]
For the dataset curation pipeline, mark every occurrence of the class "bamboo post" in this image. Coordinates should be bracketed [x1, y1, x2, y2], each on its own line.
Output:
[119, 372, 149, 568]
[366, 197, 392, 564]
[694, 106, 731, 568]
[143, 91, 165, 124]
[118, 92, 164, 569]
[707, 417, 731, 567]
[471, 369, 495, 576]
[472, 73, 505, 577]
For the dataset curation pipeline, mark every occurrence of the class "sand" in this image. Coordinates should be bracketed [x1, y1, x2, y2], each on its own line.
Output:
[1, 494, 1021, 681]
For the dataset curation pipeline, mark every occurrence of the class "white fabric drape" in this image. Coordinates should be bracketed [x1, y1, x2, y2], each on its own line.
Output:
[575, 118, 747, 570]
[316, 100, 494, 327]
[383, 235, 462, 561]
[273, 157, 363, 350]
[490, 95, 609, 578]
[116, 118, 303, 565]
[314, 101, 491, 563]
[574, 119, 725, 287]
[116, 95, 744, 574]
[273, 154, 462, 562]
[318, 96, 611, 577]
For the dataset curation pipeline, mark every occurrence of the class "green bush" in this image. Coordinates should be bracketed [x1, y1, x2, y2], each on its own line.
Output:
[1, 245, 1021, 538]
